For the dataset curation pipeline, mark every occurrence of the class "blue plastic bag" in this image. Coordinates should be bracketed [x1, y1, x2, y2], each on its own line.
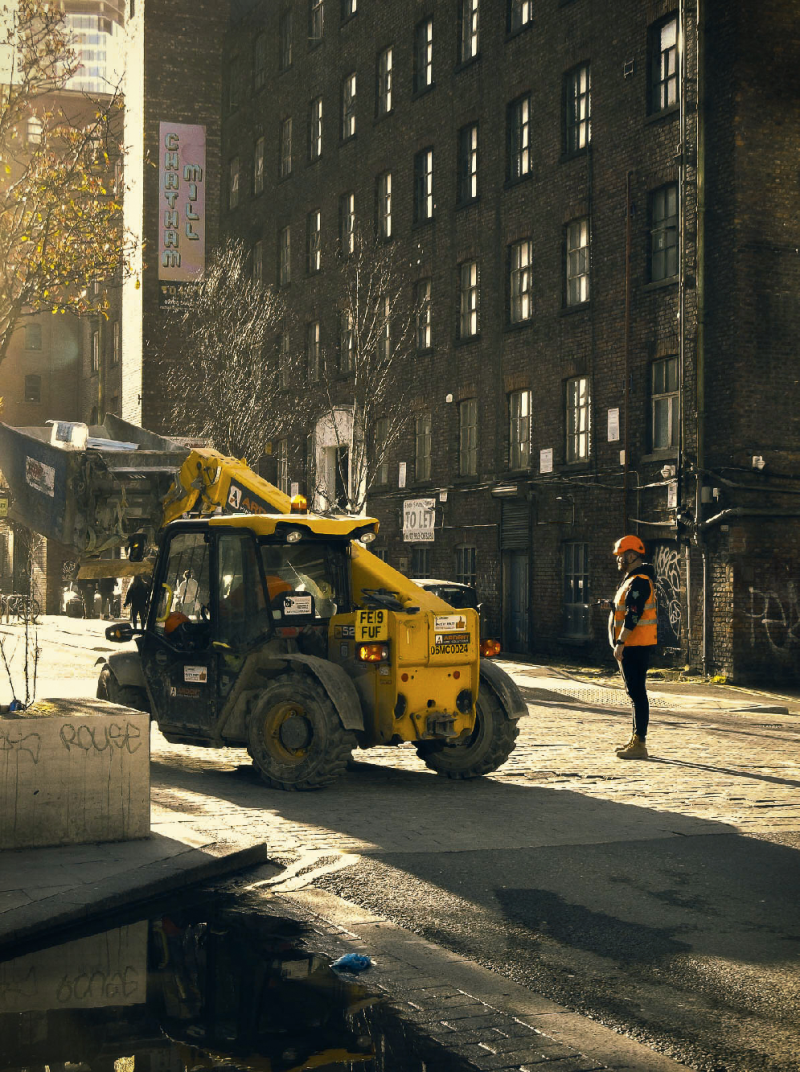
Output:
[331, 953, 373, 973]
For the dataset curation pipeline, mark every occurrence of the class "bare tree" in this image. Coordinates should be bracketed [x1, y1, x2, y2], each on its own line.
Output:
[308, 230, 418, 515]
[0, 1, 135, 367]
[154, 239, 292, 462]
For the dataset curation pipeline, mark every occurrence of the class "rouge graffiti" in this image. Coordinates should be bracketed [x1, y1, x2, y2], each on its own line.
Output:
[60, 721, 142, 755]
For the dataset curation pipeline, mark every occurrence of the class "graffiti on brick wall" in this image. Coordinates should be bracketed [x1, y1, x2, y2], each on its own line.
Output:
[652, 543, 682, 647]
[746, 583, 800, 655]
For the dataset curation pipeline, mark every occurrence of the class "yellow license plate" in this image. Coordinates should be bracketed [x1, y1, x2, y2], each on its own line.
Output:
[355, 608, 388, 642]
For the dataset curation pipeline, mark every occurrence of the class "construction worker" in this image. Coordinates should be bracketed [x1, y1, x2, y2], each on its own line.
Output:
[598, 535, 657, 760]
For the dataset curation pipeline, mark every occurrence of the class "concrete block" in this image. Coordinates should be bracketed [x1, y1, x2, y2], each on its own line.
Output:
[0, 698, 149, 849]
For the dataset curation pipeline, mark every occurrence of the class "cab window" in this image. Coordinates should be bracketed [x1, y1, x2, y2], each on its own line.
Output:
[259, 541, 346, 620]
[217, 532, 270, 646]
[154, 532, 211, 645]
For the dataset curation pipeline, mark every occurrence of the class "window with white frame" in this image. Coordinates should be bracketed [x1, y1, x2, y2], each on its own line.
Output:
[91, 327, 100, 373]
[339, 191, 355, 254]
[340, 309, 354, 372]
[377, 294, 391, 363]
[375, 416, 389, 484]
[307, 320, 320, 381]
[377, 46, 393, 115]
[279, 225, 291, 285]
[651, 356, 679, 450]
[459, 0, 479, 63]
[280, 117, 292, 178]
[415, 413, 432, 481]
[455, 545, 477, 587]
[509, 239, 532, 324]
[459, 260, 479, 338]
[254, 33, 267, 91]
[565, 62, 591, 153]
[507, 93, 531, 180]
[253, 239, 263, 284]
[279, 10, 293, 70]
[415, 278, 431, 350]
[343, 0, 357, 18]
[509, 0, 532, 32]
[377, 171, 392, 238]
[650, 183, 678, 281]
[414, 147, 433, 223]
[411, 546, 431, 578]
[277, 438, 289, 493]
[509, 389, 532, 470]
[414, 17, 433, 93]
[307, 210, 321, 273]
[566, 217, 589, 306]
[228, 156, 240, 210]
[278, 331, 291, 389]
[458, 122, 478, 203]
[563, 542, 590, 637]
[649, 14, 678, 114]
[309, 96, 323, 161]
[26, 115, 42, 145]
[253, 136, 264, 194]
[309, 0, 324, 45]
[565, 376, 591, 462]
[112, 320, 120, 364]
[459, 398, 478, 475]
[342, 72, 356, 139]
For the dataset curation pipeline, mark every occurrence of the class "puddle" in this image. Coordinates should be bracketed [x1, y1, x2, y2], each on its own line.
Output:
[0, 899, 472, 1072]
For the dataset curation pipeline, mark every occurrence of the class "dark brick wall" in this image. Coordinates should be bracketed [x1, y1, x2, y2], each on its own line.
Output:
[213, 0, 799, 683]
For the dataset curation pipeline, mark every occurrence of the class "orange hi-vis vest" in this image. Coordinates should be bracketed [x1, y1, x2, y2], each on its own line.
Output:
[611, 571, 657, 646]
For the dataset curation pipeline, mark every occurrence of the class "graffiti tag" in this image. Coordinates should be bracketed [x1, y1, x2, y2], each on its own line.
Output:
[59, 721, 142, 755]
[746, 583, 800, 655]
[0, 729, 41, 764]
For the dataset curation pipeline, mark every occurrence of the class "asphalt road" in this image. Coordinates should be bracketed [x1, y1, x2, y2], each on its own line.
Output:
[5, 617, 800, 1072]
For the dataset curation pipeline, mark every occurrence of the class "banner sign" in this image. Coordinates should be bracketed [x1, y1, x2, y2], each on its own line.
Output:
[403, 497, 436, 542]
[158, 122, 206, 306]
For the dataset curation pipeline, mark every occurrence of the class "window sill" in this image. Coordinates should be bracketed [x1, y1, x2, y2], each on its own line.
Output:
[643, 276, 678, 292]
[504, 172, 532, 191]
[454, 333, 481, 347]
[453, 473, 479, 484]
[278, 172, 293, 183]
[505, 21, 533, 42]
[308, 40, 324, 53]
[307, 157, 323, 168]
[504, 318, 534, 334]
[639, 449, 678, 464]
[560, 460, 592, 473]
[645, 104, 679, 125]
[340, 12, 357, 26]
[560, 146, 590, 163]
[340, 134, 357, 147]
[412, 83, 436, 101]
[454, 55, 481, 74]
[374, 109, 394, 124]
[412, 216, 435, 231]
[416, 346, 434, 357]
[560, 301, 590, 316]
[456, 196, 480, 211]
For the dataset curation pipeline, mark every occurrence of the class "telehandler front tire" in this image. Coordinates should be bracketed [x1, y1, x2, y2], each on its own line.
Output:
[97, 666, 150, 713]
[247, 671, 356, 791]
[415, 687, 519, 779]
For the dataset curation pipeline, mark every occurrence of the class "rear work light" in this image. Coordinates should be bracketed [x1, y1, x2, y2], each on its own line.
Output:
[480, 639, 502, 657]
[290, 494, 308, 513]
[357, 643, 390, 662]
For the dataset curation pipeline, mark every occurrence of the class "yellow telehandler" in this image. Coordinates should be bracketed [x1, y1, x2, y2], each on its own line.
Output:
[0, 416, 526, 789]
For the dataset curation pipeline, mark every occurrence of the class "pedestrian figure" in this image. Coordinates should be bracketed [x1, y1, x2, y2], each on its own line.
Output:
[598, 535, 657, 759]
[99, 576, 115, 619]
[125, 574, 150, 628]
[175, 569, 199, 615]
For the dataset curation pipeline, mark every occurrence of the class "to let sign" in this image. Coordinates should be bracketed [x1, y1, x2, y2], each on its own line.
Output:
[403, 498, 436, 542]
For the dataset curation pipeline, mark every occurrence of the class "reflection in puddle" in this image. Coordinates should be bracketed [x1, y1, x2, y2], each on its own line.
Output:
[0, 902, 470, 1072]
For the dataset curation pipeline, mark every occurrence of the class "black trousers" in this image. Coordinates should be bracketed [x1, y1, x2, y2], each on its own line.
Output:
[619, 646, 652, 738]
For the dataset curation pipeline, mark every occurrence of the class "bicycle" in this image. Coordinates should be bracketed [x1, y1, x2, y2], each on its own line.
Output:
[1, 593, 41, 622]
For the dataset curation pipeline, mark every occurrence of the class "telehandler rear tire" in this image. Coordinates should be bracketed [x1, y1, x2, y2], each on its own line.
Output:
[247, 671, 356, 791]
[415, 687, 518, 779]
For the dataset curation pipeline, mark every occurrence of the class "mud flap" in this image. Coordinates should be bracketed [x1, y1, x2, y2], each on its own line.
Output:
[479, 659, 528, 720]
[98, 651, 148, 690]
[279, 653, 365, 732]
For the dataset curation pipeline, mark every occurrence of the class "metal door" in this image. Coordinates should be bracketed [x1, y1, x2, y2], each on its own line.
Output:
[504, 550, 530, 653]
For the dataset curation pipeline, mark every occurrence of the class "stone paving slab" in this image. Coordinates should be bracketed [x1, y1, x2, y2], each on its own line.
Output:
[0, 807, 267, 954]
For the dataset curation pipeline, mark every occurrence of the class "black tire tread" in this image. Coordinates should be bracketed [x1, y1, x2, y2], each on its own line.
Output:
[96, 666, 149, 712]
[415, 690, 519, 779]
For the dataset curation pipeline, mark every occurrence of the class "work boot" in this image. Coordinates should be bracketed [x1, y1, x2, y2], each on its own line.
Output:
[615, 732, 636, 753]
[616, 734, 649, 760]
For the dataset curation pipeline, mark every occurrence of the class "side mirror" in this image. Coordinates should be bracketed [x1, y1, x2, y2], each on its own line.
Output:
[127, 533, 147, 562]
[105, 622, 135, 643]
[477, 602, 484, 616]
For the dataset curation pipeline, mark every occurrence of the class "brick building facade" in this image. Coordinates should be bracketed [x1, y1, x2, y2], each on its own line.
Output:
[210, 0, 800, 686]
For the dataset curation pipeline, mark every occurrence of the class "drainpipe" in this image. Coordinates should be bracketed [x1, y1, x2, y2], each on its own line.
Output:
[678, 0, 690, 648]
[622, 170, 633, 531]
[696, 0, 708, 675]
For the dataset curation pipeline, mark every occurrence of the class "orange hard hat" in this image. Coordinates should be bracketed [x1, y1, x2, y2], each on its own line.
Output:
[613, 535, 646, 557]
[164, 611, 190, 634]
